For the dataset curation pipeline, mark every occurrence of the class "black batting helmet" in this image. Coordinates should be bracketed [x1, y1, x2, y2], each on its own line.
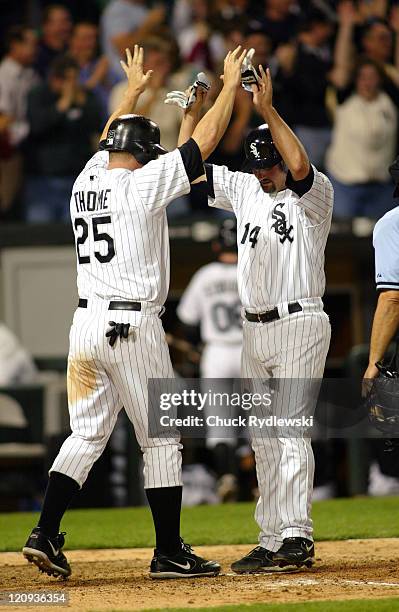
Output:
[104, 114, 168, 165]
[244, 124, 282, 170]
[218, 218, 237, 251]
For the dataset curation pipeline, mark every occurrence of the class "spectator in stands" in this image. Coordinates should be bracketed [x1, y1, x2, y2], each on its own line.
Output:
[211, 0, 251, 32]
[24, 56, 102, 223]
[358, 0, 389, 22]
[0, 26, 39, 218]
[109, 36, 195, 151]
[245, 28, 272, 69]
[0, 322, 37, 385]
[278, 8, 350, 168]
[360, 17, 399, 104]
[220, 22, 245, 54]
[68, 22, 113, 120]
[35, 4, 73, 78]
[175, 0, 225, 71]
[100, 0, 166, 82]
[326, 58, 397, 218]
[249, 0, 301, 50]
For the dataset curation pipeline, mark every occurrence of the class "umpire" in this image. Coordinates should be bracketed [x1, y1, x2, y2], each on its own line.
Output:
[364, 157, 399, 492]
[364, 157, 399, 383]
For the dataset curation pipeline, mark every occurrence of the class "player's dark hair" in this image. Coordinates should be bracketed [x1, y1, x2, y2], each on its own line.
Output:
[49, 54, 78, 79]
[5, 25, 31, 53]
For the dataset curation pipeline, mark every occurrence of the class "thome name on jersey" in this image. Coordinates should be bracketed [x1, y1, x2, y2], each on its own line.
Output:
[204, 164, 334, 311]
[69, 139, 204, 305]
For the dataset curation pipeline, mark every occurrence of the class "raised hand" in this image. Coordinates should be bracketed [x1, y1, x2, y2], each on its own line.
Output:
[164, 72, 211, 114]
[223, 46, 248, 90]
[120, 45, 153, 93]
[337, 0, 359, 25]
[251, 65, 273, 115]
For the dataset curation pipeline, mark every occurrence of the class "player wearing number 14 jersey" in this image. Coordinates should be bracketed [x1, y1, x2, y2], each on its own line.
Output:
[177, 64, 333, 570]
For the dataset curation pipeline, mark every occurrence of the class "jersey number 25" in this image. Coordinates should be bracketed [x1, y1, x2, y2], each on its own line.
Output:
[74, 216, 115, 264]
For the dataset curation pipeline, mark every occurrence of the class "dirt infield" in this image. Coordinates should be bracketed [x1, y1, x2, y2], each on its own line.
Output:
[1, 539, 399, 611]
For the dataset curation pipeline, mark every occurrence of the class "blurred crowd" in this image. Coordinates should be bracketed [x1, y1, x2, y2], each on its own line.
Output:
[1, 0, 399, 222]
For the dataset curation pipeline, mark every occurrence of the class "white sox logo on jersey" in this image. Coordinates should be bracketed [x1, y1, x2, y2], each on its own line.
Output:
[271, 203, 294, 244]
[250, 143, 260, 158]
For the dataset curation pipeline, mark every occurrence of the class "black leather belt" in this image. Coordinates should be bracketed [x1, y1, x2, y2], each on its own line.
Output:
[245, 301, 302, 323]
[78, 298, 141, 311]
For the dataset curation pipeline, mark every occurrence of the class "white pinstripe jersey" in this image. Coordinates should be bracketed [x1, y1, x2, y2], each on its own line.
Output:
[207, 165, 333, 310]
[70, 149, 190, 305]
[177, 262, 242, 344]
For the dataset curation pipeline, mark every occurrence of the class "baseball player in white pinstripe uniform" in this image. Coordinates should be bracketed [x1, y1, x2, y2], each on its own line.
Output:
[177, 219, 242, 492]
[178, 65, 333, 571]
[22, 45, 249, 580]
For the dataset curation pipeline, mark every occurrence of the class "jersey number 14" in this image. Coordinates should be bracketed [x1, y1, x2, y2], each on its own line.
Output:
[75, 216, 115, 264]
[241, 223, 261, 248]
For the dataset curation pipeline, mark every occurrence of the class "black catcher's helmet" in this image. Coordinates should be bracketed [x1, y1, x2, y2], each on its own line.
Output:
[218, 218, 237, 251]
[104, 114, 167, 165]
[244, 124, 282, 170]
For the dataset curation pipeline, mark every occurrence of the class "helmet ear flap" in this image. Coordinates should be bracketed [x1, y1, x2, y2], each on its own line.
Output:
[132, 143, 155, 165]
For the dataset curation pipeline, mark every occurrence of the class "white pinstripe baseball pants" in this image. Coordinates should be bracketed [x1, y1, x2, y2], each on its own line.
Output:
[50, 302, 182, 489]
[241, 303, 331, 551]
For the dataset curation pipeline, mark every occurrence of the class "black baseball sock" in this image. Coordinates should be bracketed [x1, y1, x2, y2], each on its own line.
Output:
[37, 472, 80, 538]
[145, 486, 182, 556]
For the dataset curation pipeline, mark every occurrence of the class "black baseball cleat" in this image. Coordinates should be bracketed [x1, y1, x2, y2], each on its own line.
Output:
[231, 546, 283, 573]
[22, 528, 71, 578]
[150, 540, 221, 579]
[273, 537, 315, 569]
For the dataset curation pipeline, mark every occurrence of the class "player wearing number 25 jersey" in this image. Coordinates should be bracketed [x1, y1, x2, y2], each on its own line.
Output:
[22, 45, 250, 580]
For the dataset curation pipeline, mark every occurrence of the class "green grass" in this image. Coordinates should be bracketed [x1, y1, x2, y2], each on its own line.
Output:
[1, 497, 399, 552]
[139, 600, 399, 612]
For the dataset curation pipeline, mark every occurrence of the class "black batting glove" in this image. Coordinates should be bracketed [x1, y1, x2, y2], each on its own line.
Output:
[106, 321, 130, 347]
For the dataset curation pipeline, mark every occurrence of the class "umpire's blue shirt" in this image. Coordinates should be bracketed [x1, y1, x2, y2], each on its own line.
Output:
[373, 206, 399, 291]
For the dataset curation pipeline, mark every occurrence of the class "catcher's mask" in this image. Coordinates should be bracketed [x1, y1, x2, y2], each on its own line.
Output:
[243, 124, 283, 171]
[104, 114, 168, 165]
